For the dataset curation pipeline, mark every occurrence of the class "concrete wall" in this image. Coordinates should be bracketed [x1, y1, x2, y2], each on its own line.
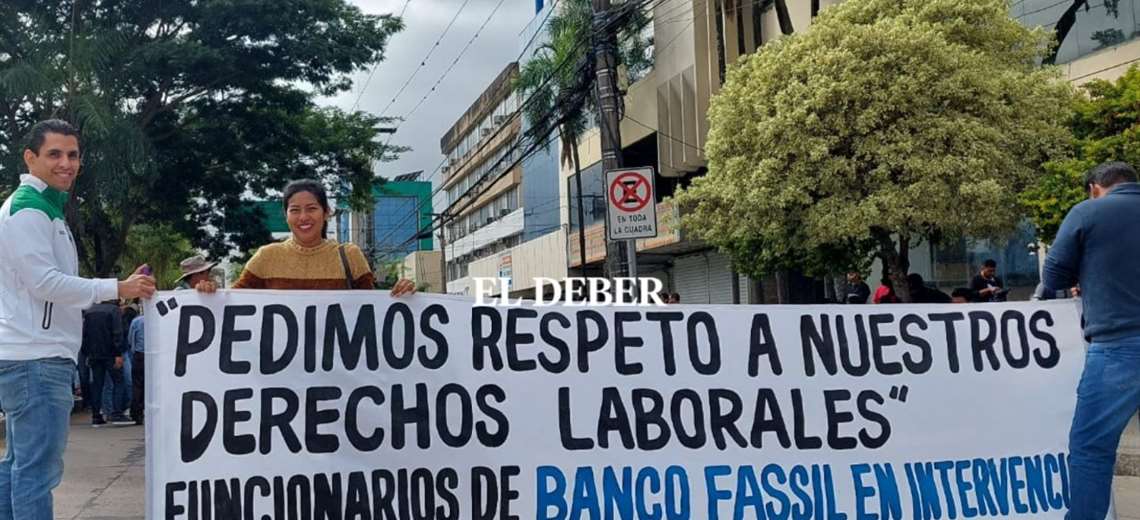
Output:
[469, 228, 568, 295]
[402, 251, 444, 294]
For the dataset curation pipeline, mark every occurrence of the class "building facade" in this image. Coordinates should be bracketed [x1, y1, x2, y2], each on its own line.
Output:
[437, 0, 1140, 302]
[438, 63, 526, 294]
[562, 0, 1140, 303]
[337, 176, 434, 264]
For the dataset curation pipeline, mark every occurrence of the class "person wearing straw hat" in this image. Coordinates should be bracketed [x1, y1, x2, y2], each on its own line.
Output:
[176, 255, 218, 291]
[127, 255, 215, 426]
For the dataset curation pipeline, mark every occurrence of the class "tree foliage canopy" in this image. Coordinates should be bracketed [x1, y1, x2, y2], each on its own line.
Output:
[1022, 65, 1140, 243]
[115, 223, 196, 290]
[0, 0, 403, 275]
[674, 0, 1073, 298]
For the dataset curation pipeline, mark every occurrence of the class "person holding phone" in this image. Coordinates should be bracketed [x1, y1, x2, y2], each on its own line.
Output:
[970, 259, 1006, 302]
[0, 120, 156, 519]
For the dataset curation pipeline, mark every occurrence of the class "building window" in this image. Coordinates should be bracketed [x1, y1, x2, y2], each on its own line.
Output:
[1016, 0, 1140, 64]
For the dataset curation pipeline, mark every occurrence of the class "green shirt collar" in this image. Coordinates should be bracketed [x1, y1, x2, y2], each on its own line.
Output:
[19, 174, 70, 213]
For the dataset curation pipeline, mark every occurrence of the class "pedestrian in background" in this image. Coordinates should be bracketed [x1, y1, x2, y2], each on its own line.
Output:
[907, 273, 951, 303]
[81, 301, 131, 426]
[873, 277, 900, 304]
[843, 272, 870, 304]
[951, 288, 975, 304]
[1041, 161, 1140, 519]
[0, 119, 155, 519]
[127, 311, 144, 425]
[971, 259, 1007, 302]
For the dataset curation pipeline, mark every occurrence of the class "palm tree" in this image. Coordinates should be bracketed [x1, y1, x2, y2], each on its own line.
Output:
[513, 0, 651, 276]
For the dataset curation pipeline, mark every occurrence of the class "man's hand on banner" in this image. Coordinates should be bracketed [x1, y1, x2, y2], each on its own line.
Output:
[390, 278, 416, 297]
[195, 280, 218, 294]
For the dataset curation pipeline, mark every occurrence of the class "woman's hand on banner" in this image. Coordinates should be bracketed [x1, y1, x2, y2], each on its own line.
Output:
[390, 278, 416, 297]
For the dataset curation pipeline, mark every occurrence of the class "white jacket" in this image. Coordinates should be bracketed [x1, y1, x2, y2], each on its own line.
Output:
[0, 175, 118, 361]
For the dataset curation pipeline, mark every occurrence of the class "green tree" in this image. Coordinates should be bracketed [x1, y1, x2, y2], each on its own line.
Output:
[0, 0, 403, 275]
[373, 259, 404, 290]
[674, 0, 1073, 301]
[1022, 65, 1140, 243]
[513, 0, 650, 274]
[115, 223, 196, 290]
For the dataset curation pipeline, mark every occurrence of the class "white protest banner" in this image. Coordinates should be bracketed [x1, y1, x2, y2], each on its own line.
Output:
[145, 292, 1085, 519]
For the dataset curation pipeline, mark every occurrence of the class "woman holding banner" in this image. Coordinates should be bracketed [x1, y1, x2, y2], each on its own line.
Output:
[196, 179, 416, 296]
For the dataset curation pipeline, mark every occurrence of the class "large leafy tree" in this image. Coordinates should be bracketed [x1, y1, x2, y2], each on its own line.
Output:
[116, 223, 196, 290]
[1022, 65, 1140, 243]
[674, 0, 1073, 301]
[0, 0, 403, 275]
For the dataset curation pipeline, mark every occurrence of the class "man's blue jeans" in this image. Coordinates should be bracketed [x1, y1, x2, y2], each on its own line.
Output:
[0, 358, 74, 520]
[98, 355, 131, 414]
[88, 358, 126, 417]
[1068, 340, 1140, 519]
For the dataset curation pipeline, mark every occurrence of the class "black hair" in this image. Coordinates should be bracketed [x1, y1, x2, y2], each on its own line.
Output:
[24, 119, 80, 155]
[951, 288, 974, 300]
[880, 277, 893, 288]
[982, 259, 997, 269]
[1085, 161, 1137, 190]
[906, 273, 925, 287]
[282, 179, 331, 239]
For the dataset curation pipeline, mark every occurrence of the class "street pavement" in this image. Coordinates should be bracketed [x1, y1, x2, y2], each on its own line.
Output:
[2, 411, 1138, 519]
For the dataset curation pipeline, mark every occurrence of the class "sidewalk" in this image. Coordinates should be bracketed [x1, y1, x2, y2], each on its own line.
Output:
[54, 413, 145, 520]
[22, 413, 1140, 519]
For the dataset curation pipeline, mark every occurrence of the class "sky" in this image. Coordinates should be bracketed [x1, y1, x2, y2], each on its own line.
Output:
[321, 0, 540, 187]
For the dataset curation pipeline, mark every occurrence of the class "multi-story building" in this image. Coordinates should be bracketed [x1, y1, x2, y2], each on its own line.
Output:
[438, 63, 526, 294]
[438, 0, 1140, 302]
[337, 173, 434, 264]
[558, 0, 1140, 303]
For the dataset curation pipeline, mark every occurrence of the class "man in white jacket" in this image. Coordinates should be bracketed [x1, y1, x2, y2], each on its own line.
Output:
[0, 120, 156, 520]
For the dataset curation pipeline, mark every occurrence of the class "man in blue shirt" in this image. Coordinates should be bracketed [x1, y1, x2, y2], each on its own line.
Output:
[127, 313, 144, 426]
[1041, 161, 1140, 519]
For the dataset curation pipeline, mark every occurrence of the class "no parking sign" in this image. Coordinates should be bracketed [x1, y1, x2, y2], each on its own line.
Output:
[605, 167, 657, 240]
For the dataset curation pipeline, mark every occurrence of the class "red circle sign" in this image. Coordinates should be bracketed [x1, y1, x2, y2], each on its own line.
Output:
[609, 172, 652, 212]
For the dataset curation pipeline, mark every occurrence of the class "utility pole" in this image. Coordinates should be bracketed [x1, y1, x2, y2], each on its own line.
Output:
[592, 0, 633, 280]
[432, 212, 448, 294]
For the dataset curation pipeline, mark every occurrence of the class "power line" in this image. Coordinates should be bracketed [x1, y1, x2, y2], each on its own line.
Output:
[519, 0, 563, 55]
[376, 0, 475, 118]
[413, 0, 657, 191]
[391, 83, 591, 256]
[350, 0, 415, 113]
[370, 57, 586, 257]
[384, 0, 512, 145]
[374, 0, 654, 257]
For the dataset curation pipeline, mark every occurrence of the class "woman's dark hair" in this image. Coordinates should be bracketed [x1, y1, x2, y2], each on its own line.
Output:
[282, 179, 331, 238]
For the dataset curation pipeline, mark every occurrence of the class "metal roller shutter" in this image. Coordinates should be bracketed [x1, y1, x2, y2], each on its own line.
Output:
[707, 252, 735, 304]
[673, 253, 709, 304]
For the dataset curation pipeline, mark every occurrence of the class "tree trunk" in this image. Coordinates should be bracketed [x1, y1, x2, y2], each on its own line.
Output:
[874, 230, 912, 303]
[1045, 0, 1089, 64]
[774, 0, 794, 35]
[571, 134, 588, 278]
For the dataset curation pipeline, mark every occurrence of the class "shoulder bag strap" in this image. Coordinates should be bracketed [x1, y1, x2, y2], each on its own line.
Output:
[337, 244, 354, 289]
